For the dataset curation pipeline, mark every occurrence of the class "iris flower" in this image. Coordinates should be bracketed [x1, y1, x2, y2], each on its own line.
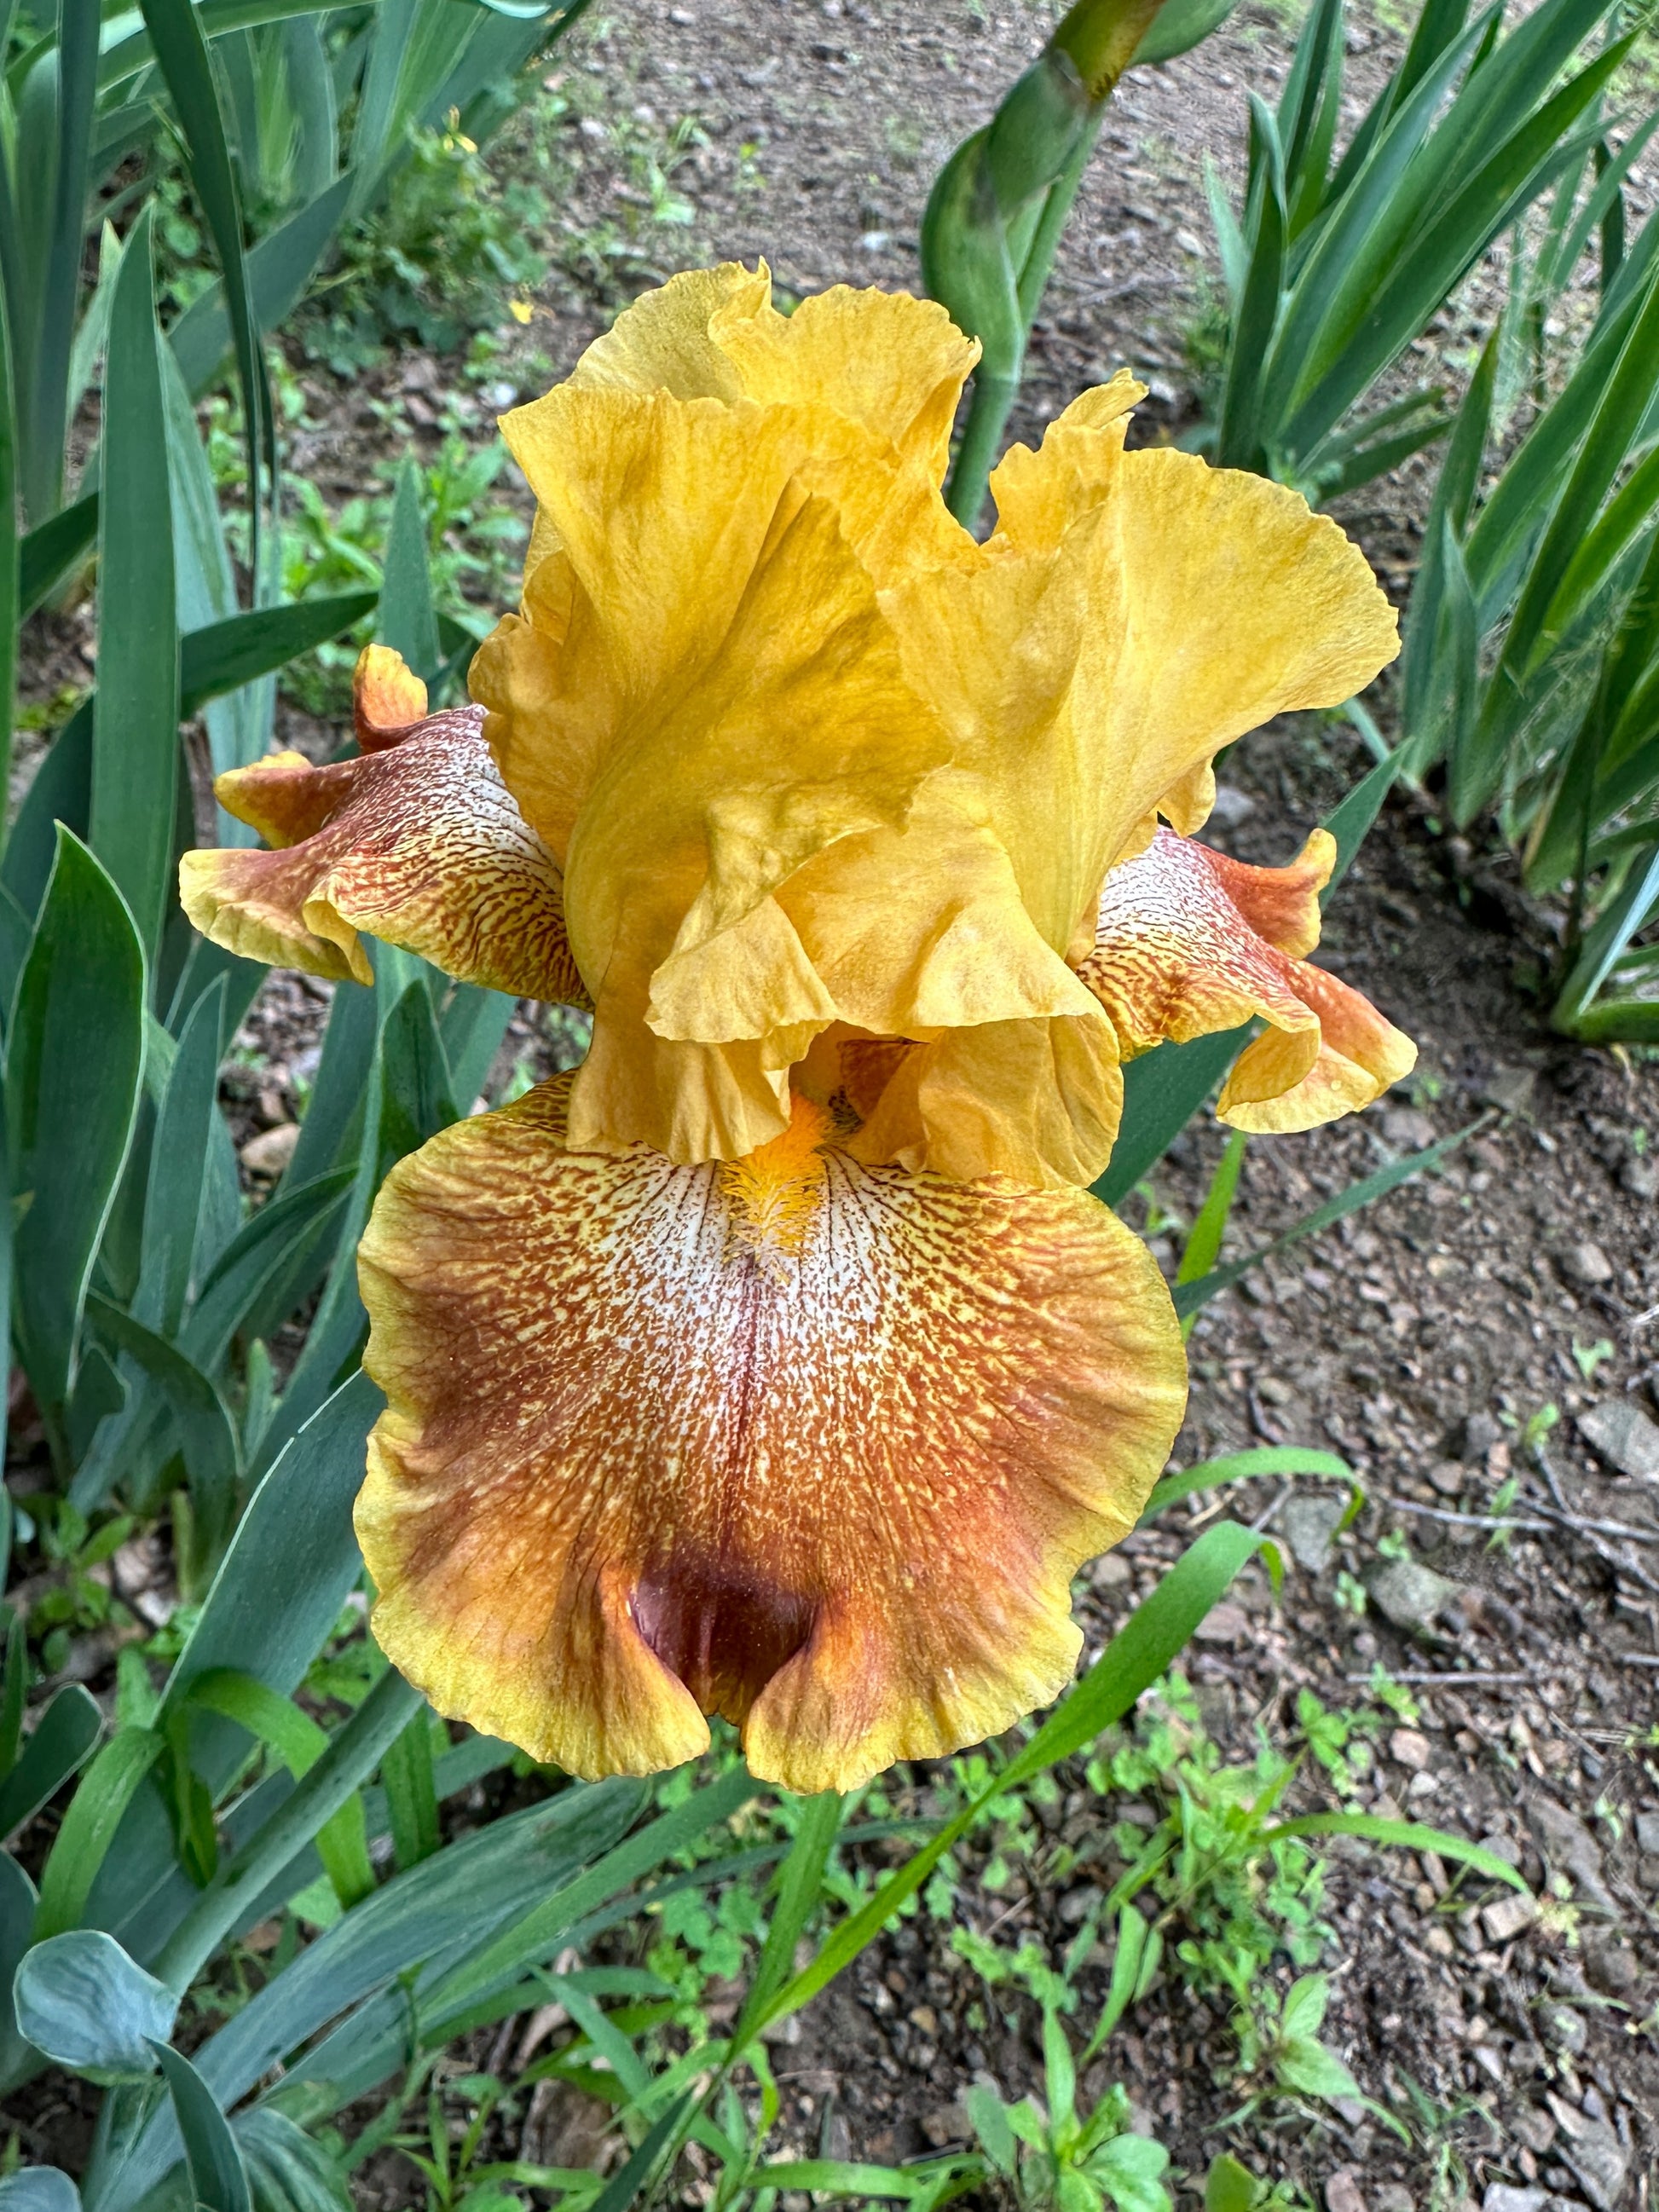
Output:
[182, 267, 1411, 1794]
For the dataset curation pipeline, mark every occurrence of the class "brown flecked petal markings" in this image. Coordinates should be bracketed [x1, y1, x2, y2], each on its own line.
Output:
[179, 650, 585, 1003]
[355, 1081, 1187, 1794]
[1076, 824, 1415, 1134]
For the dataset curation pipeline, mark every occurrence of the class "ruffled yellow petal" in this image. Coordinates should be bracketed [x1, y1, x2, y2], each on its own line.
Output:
[471, 278, 1402, 1181]
[844, 1014, 1124, 1189]
[356, 1082, 1186, 1793]
[980, 397, 1399, 857]
[1075, 825, 1415, 1132]
[180, 654, 582, 1002]
[569, 261, 773, 401]
[708, 283, 980, 485]
[983, 373, 1144, 552]
[475, 391, 974, 1161]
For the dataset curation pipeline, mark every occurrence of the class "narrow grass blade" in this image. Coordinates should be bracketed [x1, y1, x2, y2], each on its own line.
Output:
[1264, 1812, 1525, 1889]
[1139, 1444, 1353, 1522]
[381, 1705, 441, 1871]
[0, 1685, 101, 1842]
[33, 1728, 164, 1940]
[1176, 1127, 1246, 1338]
[379, 453, 440, 684]
[26, 0, 97, 522]
[18, 493, 98, 618]
[139, 0, 269, 548]
[153, 2044, 252, 2212]
[179, 592, 378, 717]
[1173, 1120, 1482, 1320]
[91, 209, 177, 965]
[170, 172, 351, 398]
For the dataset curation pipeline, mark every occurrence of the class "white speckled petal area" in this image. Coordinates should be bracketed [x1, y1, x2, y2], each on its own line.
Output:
[1076, 825, 1414, 1132]
[355, 1079, 1187, 1793]
[178, 703, 586, 1003]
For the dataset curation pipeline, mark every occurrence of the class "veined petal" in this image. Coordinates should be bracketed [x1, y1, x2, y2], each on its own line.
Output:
[708, 283, 980, 485]
[982, 392, 1398, 860]
[180, 650, 582, 1002]
[356, 1083, 1186, 1793]
[1076, 825, 1415, 1132]
[569, 260, 774, 401]
[845, 1012, 1124, 1190]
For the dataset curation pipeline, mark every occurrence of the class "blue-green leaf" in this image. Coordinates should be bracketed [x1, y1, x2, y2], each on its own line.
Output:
[5, 829, 146, 1424]
[12, 1929, 176, 2082]
[91, 209, 178, 965]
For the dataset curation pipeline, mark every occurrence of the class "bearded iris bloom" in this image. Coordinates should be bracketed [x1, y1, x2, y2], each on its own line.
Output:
[182, 266, 1412, 1794]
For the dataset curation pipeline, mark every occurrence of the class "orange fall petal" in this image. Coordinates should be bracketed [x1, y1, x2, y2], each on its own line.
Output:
[179, 700, 587, 1004]
[1076, 824, 1415, 1131]
[355, 1083, 1187, 1794]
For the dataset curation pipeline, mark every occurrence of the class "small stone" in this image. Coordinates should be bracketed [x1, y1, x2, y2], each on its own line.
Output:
[1376, 2189, 1413, 2212]
[1175, 225, 1205, 255]
[1477, 1831, 1523, 1868]
[1481, 1891, 1537, 1945]
[1559, 1241, 1615, 1290]
[1382, 1106, 1436, 1151]
[1090, 1552, 1131, 1591]
[1390, 1728, 1432, 1770]
[239, 1121, 300, 1176]
[1407, 1770, 1440, 1799]
[1462, 1411, 1502, 1459]
[1621, 1155, 1658, 1201]
[1194, 1601, 1250, 1645]
[1633, 1811, 1659, 1856]
[1206, 783, 1256, 830]
[1541, 2006, 1587, 2057]
[1424, 1926, 1456, 1959]
[1576, 1399, 1659, 1482]
[1483, 2189, 1546, 2212]
[1547, 2098, 1629, 2212]
[1058, 1886, 1095, 1926]
[1581, 1933, 1639, 1997]
[1327, 2171, 1367, 2212]
[1429, 1459, 1467, 1496]
[1483, 1066, 1536, 1116]
[920, 2104, 968, 2149]
[1367, 1557, 1460, 1633]
[1528, 1795, 1616, 1911]
[1282, 1493, 1346, 1572]
[1513, 2111, 1558, 2157]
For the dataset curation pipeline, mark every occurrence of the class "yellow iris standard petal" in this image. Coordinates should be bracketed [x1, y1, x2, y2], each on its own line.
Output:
[982, 400, 1400, 864]
[469, 266, 1401, 1184]
[1077, 825, 1416, 1132]
[708, 283, 980, 485]
[179, 649, 583, 1002]
[356, 1082, 1186, 1793]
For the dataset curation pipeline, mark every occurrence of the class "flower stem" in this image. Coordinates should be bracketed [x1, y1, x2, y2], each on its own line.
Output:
[945, 370, 1019, 533]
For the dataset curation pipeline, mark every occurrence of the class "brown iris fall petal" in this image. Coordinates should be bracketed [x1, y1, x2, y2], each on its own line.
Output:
[1078, 825, 1416, 1130]
[355, 1081, 1187, 1796]
[179, 650, 585, 1006]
